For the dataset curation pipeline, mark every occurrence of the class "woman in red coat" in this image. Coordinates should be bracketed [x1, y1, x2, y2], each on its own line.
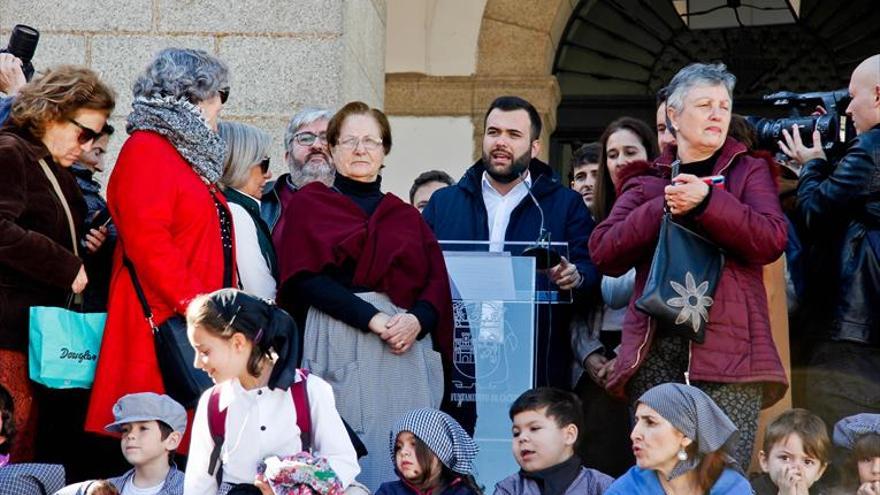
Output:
[588, 63, 788, 469]
[85, 48, 234, 446]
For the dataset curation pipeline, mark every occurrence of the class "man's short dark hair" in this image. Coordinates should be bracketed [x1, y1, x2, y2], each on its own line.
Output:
[656, 86, 670, 107]
[568, 142, 601, 183]
[484, 96, 542, 141]
[0, 383, 15, 455]
[409, 169, 455, 203]
[156, 420, 176, 465]
[509, 387, 583, 439]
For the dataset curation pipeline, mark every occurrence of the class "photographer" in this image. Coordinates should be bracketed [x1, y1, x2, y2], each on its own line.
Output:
[0, 53, 26, 124]
[783, 54, 880, 428]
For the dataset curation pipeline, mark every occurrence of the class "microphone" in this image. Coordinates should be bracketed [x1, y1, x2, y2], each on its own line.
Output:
[519, 169, 561, 270]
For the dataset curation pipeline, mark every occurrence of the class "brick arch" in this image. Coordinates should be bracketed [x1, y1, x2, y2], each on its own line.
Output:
[465, 0, 576, 158]
[475, 0, 574, 78]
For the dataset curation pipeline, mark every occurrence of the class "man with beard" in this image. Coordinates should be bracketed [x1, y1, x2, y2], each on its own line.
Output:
[423, 96, 599, 389]
[261, 107, 335, 242]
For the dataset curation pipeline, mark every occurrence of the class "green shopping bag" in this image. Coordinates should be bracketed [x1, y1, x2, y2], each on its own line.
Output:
[28, 306, 106, 389]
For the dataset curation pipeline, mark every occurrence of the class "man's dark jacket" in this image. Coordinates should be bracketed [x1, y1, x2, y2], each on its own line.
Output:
[422, 158, 599, 388]
[71, 164, 116, 312]
[798, 124, 880, 345]
[260, 172, 294, 232]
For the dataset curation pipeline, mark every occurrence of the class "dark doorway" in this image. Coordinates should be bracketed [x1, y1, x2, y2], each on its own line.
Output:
[551, 0, 880, 174]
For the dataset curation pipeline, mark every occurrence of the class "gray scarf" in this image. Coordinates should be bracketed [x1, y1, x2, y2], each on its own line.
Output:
[126, 96, 226, 183]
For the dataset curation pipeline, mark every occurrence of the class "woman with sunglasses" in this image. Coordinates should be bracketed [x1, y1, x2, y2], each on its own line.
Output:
[0, 65, 115, 462]
[276, 101, 453, 490]
[218, 121, 277, 301]
[85, 48, 234, 449]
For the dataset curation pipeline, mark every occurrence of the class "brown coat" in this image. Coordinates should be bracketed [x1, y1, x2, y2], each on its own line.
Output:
[0, 125, 85, 352]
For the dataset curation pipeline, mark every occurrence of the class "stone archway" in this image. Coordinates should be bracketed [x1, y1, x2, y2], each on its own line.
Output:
[385, 0, 573, 161]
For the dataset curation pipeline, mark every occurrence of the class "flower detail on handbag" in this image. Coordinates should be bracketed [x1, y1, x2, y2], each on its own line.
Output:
[667, 272, 714, 333]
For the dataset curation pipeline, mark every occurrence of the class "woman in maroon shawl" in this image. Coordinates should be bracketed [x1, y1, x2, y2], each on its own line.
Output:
[276, 101, 453, 491]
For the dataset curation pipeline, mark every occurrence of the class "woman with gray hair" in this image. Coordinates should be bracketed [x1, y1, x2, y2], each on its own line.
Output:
[86, 47, 235, 441]
[607, 383, 751, 494]
[589, 62, 789, 467]
[218, 121, 277, 300]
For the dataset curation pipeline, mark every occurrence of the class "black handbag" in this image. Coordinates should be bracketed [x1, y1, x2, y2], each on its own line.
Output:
[124, 258, 212, 408]
[635, 160, 725, 343]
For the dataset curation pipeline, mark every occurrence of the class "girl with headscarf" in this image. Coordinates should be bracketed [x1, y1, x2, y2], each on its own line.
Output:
[376, 408, 481, 495]
[607, 383, 751, 495]
[831, 414, 880, 494]
[183, 289, 359, 494]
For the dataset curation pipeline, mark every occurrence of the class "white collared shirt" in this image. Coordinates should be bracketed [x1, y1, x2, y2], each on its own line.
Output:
[227, 190, 276, 301]
[184, 375, 360, 494]
[481, 170, 532, 252]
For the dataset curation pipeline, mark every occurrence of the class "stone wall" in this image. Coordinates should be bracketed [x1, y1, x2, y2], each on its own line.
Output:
[0, 0, 387, 182]
[383, 0, 574, 197]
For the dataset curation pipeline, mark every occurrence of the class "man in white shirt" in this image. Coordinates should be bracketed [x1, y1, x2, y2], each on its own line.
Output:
[423, 96, 599, 393]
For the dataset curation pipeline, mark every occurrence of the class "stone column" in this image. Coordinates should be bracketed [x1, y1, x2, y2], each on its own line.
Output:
[0, 0, 386, 179]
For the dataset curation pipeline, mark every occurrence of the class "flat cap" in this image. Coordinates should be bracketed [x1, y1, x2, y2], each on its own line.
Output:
[104, 392, 187, 434]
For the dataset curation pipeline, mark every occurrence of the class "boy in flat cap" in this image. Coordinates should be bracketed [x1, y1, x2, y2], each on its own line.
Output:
[103, 392, 186, 494]
[58, 393, 186, 494]
[59, 392, 187, 495]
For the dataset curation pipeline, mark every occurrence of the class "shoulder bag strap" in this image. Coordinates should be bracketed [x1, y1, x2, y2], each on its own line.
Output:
[122, 257, 158, 332]
[207, 386, 227, 484]
[38, 159, 84, 306]
[292, 369, 312, 451]
[37, 159, 79, 258]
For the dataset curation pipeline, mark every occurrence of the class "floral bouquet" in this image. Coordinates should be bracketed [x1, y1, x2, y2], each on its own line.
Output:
[258, 452, 344, 495]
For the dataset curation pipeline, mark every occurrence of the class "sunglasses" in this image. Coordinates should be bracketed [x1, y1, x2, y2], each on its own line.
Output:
[218, 88, 230, 104]
[259, 157, 270, 174]
[68, 119, 103, 145]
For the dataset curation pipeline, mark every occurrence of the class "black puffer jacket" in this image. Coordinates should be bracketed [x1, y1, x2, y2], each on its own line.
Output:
[798, 125, 880, 345]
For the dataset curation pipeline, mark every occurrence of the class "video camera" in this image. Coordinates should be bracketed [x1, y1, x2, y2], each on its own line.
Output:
[745, 89, 854, 155]
[1, 24, 39, 81]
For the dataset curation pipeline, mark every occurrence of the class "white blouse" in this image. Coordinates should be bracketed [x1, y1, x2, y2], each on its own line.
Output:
[184, 374, 360, 494]
[228, 198, 277, 301]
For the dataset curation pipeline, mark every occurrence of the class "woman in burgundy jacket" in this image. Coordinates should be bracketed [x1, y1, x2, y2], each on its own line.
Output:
[588, 62, 788, 468]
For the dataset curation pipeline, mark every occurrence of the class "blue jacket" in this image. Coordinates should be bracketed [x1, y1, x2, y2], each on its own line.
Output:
[606, 466, 752, 494]
[0, 96, 12, 126]
[422, 158, 599, 387]
[376, 479, 480, 495]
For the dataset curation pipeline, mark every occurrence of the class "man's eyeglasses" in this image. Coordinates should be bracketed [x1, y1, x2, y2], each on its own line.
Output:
[292, 132, 327, 147]
[258, 157, 270, 174]
[68, 119, 103, 145]
[337, 136, 383, 151]
[218, 88, 230, 104]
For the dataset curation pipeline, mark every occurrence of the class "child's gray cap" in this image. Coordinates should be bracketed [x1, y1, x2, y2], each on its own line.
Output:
[833, 413, 880, 450]
[104, 392, 187, 434]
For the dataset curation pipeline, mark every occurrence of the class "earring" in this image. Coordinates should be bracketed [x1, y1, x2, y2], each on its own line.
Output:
[677, 447, 688, 461]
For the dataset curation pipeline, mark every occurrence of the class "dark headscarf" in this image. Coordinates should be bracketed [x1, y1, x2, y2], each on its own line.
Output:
[638, 383, 738, 480]
[207, 288, 299, 390]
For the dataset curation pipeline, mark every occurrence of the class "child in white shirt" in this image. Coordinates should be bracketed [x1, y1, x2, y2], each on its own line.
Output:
[183, 289, 360, 494]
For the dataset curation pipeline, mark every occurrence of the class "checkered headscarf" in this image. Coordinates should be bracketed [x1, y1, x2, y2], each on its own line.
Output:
[833, 413, 880, 450]
[389, 408, 478, 475]
[639, 383, 739, 480]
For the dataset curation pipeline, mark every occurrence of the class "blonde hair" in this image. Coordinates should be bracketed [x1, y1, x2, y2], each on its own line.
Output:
[10, 65, 115, 138]
[85, 480, 119, 495]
